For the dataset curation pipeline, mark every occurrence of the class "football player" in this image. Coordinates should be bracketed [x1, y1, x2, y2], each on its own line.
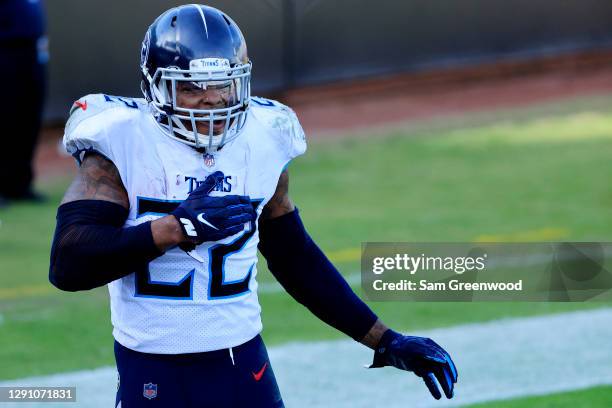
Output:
[49, 5, 457, 407]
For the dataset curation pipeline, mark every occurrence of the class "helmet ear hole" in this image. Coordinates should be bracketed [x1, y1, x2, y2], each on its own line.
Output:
[171, 15, 177, 27]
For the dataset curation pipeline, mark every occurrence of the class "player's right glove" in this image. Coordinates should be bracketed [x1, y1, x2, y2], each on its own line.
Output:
[369, 329, 458, 400]
[171, 171, 256, 245]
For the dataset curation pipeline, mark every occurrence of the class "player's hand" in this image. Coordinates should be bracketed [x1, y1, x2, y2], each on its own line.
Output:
[369, 329, 458, 400]
[171, 171, 256, 245]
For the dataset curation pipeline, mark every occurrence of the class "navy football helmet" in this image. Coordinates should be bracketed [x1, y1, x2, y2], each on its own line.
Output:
[140, 5, 251, 151]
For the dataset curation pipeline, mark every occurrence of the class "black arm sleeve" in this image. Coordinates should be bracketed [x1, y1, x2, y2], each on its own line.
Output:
[258, 208, 378, 341]
[49, 200, 163, 292]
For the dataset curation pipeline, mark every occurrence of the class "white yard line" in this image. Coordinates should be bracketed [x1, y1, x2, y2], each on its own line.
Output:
[1, 308, 611, 407]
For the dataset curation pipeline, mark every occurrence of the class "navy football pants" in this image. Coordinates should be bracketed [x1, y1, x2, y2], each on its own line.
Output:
[114, 335, 284, 407]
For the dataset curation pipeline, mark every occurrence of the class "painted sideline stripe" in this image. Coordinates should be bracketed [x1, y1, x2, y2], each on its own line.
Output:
[473, 227, 569, 242]
[1, 308, 610, 407]
[0, 273, 356, 301]
[258, 272, 361, 293]
[9, 241, 573, 299]
[0, 226, 569, 300]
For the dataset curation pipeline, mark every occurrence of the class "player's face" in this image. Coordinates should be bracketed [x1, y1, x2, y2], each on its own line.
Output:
[175, 81, 236, 135]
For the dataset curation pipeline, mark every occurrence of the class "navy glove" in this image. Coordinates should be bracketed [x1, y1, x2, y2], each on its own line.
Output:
[370, 329, 458, 400]
[171, 171, 256, 245]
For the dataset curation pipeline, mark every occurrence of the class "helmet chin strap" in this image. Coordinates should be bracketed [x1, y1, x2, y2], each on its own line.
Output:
[165, 114, 238, 152]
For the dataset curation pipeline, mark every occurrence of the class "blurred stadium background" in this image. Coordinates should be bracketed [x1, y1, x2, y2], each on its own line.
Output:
[2, 0, 612, 406]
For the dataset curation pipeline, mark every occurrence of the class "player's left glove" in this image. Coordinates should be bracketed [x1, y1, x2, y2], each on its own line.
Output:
[369, 329, 458, 400]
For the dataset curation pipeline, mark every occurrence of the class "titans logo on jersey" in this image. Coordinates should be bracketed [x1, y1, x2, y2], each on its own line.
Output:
[63, 94, 306, 354]
[184, 174, 234, 193]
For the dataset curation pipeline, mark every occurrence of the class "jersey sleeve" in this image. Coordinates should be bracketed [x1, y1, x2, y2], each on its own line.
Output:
[250, 97, 307, 164]
[63, 94, 142, 167]
[276, 104, 307, 162]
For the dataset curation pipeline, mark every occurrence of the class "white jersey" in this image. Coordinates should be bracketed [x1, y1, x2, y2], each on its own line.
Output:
[63, 94, 306, 354]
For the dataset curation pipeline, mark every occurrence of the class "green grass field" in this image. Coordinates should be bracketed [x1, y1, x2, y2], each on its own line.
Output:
[1, 97, 612, 406]
[467, 386, 612, 407]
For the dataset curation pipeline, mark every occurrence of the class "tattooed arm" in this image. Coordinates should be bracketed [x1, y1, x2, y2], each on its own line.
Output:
[61, 152, 185, 251]
[49, 152, 191, 291]
[259, 170, 294, 221]
[61, 152, 129, 207]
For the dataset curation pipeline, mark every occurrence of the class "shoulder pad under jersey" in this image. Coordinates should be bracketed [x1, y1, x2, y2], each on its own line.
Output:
[249, 96, 307, 162]
[63, 94, 148, 164]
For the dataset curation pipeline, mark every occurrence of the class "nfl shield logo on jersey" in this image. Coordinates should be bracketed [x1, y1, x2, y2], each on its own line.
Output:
[203, 153, 216, 168]
[143, 383, 157, 400]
